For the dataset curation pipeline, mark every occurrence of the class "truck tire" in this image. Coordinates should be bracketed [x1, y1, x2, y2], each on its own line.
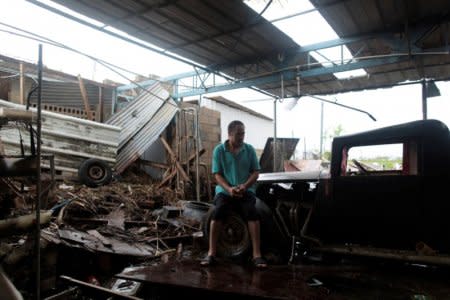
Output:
[203, 207, 250, 259]
[78, 158, 112, 188]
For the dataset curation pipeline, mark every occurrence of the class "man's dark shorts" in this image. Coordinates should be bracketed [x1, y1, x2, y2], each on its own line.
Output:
[211, 191, 259, 221]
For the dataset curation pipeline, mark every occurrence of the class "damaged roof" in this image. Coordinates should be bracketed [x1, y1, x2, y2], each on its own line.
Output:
[37, 0, 450, 97]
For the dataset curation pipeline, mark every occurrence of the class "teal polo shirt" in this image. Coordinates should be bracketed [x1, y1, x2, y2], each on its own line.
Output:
[212, 141, 260, 195]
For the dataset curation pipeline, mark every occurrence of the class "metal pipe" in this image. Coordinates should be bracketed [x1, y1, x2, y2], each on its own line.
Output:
[308, 94, 376, 121]
[273, 99, 277, 172]
[317, 245, 450, 267]
[194, 107, 200, 202]
[181, 107, 200, 202]
[35, 43, 42, 300]
[176, 110, 181, 192]
[422, 79, 428, 120]
[319, 102, 324, 159]
[199, 163, 211, 202]
[300, 207, 322, 246]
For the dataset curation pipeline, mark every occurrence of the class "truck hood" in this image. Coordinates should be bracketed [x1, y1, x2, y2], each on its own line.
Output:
[257, 170, 329, 183]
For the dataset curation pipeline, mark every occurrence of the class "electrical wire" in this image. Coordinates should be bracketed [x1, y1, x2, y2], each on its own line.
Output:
[0, 23, 274, 103]
[0, 23, 182, 108]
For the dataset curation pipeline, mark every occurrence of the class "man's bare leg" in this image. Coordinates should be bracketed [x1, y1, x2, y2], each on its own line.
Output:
[248, 220, 267, 267]
[208, 220, 222, 257]
[248, 220, 262, 258]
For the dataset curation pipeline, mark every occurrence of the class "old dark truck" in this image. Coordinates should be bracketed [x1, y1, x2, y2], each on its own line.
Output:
[211, 119, 450, 266]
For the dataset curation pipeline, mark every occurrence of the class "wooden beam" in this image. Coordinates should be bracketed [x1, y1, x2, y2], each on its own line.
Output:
[158, 168, 177, 188]
[77, 75, 93, 120]
[97, 86, 104, 122]
[182, 148, 205, 165]
[160, 136, 190, 182]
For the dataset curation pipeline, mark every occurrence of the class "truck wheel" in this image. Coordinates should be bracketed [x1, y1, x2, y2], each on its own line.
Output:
[203, 208, 250, 259]
[78, 158, 112, 188]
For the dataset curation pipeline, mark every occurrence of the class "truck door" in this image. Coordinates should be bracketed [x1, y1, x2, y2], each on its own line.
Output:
[323, 142, 423, 248]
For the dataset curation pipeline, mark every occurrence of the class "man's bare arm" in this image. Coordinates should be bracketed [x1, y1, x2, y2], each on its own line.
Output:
[238, 170, 260, 191]
[214, 173, 233, 194]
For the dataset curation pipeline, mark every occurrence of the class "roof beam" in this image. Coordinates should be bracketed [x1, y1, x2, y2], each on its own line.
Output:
[172, 55, 408, 98]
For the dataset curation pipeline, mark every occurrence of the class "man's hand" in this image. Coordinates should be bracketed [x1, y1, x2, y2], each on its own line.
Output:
[230, 184, 245, 198]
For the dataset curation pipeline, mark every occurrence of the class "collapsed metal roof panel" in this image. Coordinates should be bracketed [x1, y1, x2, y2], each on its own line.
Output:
[0, 98, 120, 173]
[107, 82, 178, 173]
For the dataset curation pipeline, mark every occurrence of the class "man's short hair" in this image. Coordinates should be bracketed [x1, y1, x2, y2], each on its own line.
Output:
[228, 120, 244, 134]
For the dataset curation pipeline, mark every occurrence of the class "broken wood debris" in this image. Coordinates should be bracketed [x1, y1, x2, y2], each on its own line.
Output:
[0, 160, 211, 298]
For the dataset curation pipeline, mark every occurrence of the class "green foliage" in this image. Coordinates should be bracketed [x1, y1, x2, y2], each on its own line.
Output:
[359, 157, 402, 170]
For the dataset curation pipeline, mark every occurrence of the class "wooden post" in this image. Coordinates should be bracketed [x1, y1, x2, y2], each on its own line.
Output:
[97, 86, 104, 122]
[77, 75, 93, 120]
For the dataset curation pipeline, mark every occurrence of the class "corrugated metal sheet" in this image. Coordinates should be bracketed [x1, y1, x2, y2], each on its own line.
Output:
[0, 98, 120, 173]
[0, 54, 114, 119]
[47, 0, 450, 97]
[28, 80, 114, 110]
[107, 82, 178, 174]
[48, 0, 310, 95]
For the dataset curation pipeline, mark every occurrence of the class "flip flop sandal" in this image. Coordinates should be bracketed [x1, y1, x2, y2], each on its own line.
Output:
[200, 255, 217, 266]
[252, 257, 267, 268]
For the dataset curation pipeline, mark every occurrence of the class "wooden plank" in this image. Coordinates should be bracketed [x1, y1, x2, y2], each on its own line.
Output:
[158, 168, 177, 188]
[77, 75, 93, 120]
[139, 160, 169, 169]
[182, 148, 206, 165]
[97, 86, 104, 123]
[160, 136, 190, 182]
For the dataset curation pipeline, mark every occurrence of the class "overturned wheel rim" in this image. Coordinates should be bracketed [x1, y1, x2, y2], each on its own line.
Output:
[88, 165, 106, 181]
[218, 213, 250, 257]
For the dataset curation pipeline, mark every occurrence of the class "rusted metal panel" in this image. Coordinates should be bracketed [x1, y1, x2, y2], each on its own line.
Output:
[117, 260, 450, 299]
[0, 99, 120, 173]
[107, 83, 178, 174]
[116, 260, 326, 299]
[259, 137, 300, 173]
[58, 229, 156, 257]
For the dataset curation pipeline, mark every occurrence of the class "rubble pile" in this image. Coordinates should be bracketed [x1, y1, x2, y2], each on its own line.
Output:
[0, 166, 210, 298]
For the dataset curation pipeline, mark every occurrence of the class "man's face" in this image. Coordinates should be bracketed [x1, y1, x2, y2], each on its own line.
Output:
[229, 125, 245, 148]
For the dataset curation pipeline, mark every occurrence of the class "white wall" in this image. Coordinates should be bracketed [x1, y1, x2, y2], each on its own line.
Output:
[200, 99, 273, 151]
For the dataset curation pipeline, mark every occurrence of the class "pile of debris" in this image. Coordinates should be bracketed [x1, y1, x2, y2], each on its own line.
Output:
[0, 165, 211, 298]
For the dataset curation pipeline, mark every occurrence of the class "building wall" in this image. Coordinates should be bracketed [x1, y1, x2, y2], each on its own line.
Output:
[200, 98, 273, 152]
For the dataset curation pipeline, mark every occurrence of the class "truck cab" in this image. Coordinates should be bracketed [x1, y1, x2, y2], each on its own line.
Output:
[257, 119, 450, 265]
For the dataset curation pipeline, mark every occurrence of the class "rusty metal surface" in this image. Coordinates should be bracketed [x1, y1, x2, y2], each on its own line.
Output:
[116, 260, 331, 300]
[259, 137, 300, 173]
[117, 260, 450, 299]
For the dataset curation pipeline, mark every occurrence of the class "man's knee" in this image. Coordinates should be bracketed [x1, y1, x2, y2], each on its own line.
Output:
[211, 193, 231, 220]
[241, 194, 259, 221]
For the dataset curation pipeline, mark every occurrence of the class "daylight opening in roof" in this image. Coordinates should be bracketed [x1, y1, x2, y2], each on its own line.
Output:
[244, 0, 367, 80]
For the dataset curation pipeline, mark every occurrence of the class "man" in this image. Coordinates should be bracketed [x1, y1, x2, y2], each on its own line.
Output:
[201, 120, 267, 268]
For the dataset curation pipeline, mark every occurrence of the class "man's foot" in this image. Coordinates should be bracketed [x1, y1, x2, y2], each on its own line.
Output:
[252, 257, 267, 269]
[200, 255, 217, 266]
